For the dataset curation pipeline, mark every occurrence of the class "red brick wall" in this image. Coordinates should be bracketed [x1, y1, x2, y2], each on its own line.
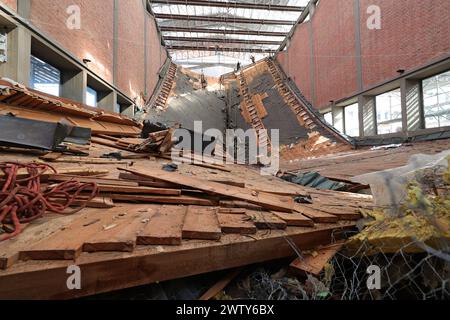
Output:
[312, 0, 358, 108]
[287, 23, 312, 102]
[280, 0, 450, 110]
[146, 14, 164, 97]
[24, 0, 166, 104]
[0, 0, 16, 11]
[360, 0, 450, 87]
[29, 0, 114, 83]
[116, 0, 145, 103]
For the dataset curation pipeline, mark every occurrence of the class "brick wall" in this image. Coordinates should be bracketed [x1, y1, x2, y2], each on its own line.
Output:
[312, 0, 357, 108]
[0, 0, 16, 11]
[280, 0, 450, 110]
[116, 0, 145, 103]
[360, 0, 450, 87]
[29, 0, 114, 83]
[15, 0, 167, 104]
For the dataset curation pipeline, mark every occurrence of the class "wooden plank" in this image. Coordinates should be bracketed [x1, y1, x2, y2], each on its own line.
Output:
[110, 194, 217, 206]
[46, 157, 131, 165]
[120, 168, 294, 213]
[95, 185, 181, 196]
[182, 206, 222, 240]
[199, 268, 243, 300]
[83, 208, 156, 253]
[290, 242, 344, 276]
[218, 207, 247, 214]
[294, 204, 339, 223]
[245, 210, 287, 230]
[218, 214, 257, 235]
[48, 174, 139, 187]
[272, 212, 314, 227]
[0, 215, 75, 269]
[19, 211, 111, 261]
[51, 196, 115, 209]
[137, 205, 187, 245]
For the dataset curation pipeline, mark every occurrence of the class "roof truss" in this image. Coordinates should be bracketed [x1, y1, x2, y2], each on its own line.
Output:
[149, 0, 305, 12]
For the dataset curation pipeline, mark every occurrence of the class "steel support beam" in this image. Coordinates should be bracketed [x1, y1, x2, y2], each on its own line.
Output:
[154, 14, 296, 25]
[164, 36, 281, 45]
[167, 45, 276, 53]
[160, 26, 286, 37]
[149, 0, 305, 12]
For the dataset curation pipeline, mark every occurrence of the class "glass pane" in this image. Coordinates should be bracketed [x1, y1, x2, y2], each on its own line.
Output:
[376, 88, 402, 134]
[324, 112, 333, 125]
[422, 70, 450, 129]
[30, 55, 61, 97]
[86, 87, 97, 107]
[344, 103, 360, 137]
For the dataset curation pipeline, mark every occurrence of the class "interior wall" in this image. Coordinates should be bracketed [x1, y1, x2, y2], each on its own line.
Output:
[278, 0, 450, 110]
[3, 0, 167, 105]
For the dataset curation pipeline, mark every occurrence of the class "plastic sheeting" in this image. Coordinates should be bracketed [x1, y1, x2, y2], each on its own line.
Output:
[352, 150, 450, 209]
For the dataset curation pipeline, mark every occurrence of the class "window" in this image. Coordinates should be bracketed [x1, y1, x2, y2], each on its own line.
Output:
[324, 112, 333, 125]
[376, 88, 402, 134]
[344, 103, 360, 136]
[30, 55, 60, 96]
[422, 70, 450, 129]
[86, 87, 97, 107]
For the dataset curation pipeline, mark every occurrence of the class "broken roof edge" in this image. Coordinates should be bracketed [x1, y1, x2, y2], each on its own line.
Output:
[0, 78, 142, 128]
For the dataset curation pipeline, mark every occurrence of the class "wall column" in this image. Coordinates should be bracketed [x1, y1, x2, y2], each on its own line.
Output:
[61, 69, 87, 104]
[0, 25, 31, 85]
[359, 95, 376, 136]
[401, 78, 424, 132]
[97, 91, 117, 112]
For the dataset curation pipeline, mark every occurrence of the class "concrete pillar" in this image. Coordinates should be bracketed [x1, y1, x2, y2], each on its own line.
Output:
[332, 104, 344, 133]
[17, 0, 31, 19]
[401, 78, 423, 132]
[61, 69, 87, 104]
[0, 26, 31, 85]
[359, 95, 377, 136]
[97, 91, 117, 112]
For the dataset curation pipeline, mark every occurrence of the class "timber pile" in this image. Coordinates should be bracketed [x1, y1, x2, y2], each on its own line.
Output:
[0, 153, 369, 269]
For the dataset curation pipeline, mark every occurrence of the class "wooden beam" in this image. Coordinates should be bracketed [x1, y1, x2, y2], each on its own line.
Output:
[0, 224, 354, 299]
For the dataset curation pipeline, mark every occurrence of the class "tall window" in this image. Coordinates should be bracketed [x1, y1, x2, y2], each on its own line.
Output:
[323, 112, 333, 125]
[422, 70, 450, 129]
[344, 103, 360, 137]
[376, 88, 402, 134]
[30, 55, 61, 96]
[86, 87, 97, 107]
